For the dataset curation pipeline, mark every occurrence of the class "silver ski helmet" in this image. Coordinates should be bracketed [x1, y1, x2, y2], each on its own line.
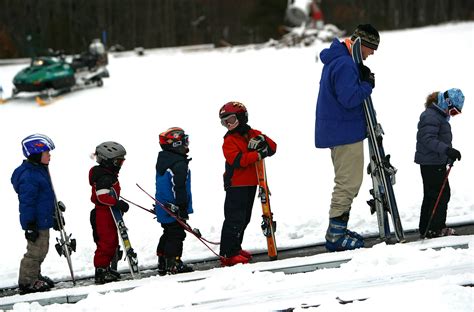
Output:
[95, 141, 126, 167]
[21, 133, 55, 157]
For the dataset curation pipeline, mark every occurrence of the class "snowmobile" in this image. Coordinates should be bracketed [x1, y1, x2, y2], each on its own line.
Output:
[8, 39, 109, 104]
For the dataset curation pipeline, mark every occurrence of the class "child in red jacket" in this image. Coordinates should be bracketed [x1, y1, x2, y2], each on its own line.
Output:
[218, 101, 277, 266]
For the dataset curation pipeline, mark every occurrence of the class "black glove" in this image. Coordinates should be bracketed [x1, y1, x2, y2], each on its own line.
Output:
[177, 204, 189, 220]
[446, 147, 461, 162]
[115, 200, 129, 214]
[248, 135, 267, 151]
[57, 201, 66, 212]
[25, 221, 39, 242]
[53, 213, 65, 231]
[359, 64, 375, 88]
[164, 203, 189, 220]
[258, 145, 270, 160]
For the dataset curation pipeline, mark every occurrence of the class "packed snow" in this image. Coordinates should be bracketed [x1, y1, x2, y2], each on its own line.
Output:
[0, 22, 473, 311]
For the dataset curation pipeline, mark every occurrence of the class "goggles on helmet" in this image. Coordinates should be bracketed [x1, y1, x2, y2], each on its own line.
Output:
[171, 134, 189, 148]
[220, 114, 238, 128]
[444, 91, 462, 117]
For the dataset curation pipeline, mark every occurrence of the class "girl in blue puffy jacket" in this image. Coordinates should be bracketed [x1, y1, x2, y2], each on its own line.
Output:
[415, 88, 464, 238]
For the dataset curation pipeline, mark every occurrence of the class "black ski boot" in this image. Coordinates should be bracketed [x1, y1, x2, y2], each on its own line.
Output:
[39, 274, 55, 288]
[95, 267, 119, 284]
[165, 256, 194, 275]
[19, 280, 51, 295]
[157, 255, 166, 276]
[107, 267, 121, 280]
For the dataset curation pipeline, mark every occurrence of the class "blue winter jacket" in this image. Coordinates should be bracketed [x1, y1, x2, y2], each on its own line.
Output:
[11, 160, 55, 230]
[415, 105, 452, 165]
[315, 38, 373, 148]
[155, 151, 193, 224]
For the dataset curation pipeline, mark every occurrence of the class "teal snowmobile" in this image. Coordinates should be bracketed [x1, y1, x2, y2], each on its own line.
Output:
[10, 39, 109, 104]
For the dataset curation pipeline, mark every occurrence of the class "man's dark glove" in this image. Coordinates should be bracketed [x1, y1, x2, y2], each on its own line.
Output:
[25, 221, 39, 242]
[258, 145, 271, 160]
[359, 64, 375, 88]
[248, 135, 267, 151]
[57, 201, 66, 212]
[446, 147, 461, 163]
[115, 200, 129, 214]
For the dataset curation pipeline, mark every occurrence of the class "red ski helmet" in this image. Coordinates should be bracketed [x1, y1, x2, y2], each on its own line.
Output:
[159, 127, 189, 154]
[219, 101, 248, 130]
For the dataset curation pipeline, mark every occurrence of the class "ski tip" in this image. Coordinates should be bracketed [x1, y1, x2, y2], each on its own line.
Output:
[35, 96, 48, 106]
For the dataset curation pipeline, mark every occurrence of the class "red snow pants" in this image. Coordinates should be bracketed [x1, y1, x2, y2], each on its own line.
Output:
[90, 207, 118, 268]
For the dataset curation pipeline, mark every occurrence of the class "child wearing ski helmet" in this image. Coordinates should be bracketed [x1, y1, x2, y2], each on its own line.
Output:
[11, 134, 59, 294]
[89, 141, 129, 284]
[155, 127, 194, 275]
[218, 101, 277, 266]
[415, 88, 464, 238]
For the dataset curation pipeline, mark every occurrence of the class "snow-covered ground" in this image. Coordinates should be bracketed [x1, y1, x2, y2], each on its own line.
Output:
[0, 22, 473, 311]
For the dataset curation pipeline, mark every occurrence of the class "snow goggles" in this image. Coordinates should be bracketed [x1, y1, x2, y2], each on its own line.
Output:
[172, 135, 189, 148]
[220, 114, 238, 127]
[113, 158, 125, 167]
[445, 91, 462, 117]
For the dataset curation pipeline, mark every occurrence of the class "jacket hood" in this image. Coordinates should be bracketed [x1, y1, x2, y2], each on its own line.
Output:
[156, 150, 190, 175]
[320, 38, 349, 65]
[11, 160, 37, 192]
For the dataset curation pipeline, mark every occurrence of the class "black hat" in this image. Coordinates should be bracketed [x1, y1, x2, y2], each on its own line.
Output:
[351, 24, 380, 50]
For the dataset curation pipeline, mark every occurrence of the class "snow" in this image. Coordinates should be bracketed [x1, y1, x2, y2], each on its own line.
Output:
[1, 22, 473, 311]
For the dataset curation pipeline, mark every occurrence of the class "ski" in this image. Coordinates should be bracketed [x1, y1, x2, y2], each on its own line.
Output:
[46, 168, 77, 285]
[109, 206, 140, 278]
[120, 195, 219, 246]
[135, 184, 223, 259]
[255, 159, 278, 260]
[351, 37, 405, 242]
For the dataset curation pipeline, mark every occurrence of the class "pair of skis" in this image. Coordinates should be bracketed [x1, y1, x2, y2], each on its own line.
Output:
[47, 168, 77, 285]
[352, 37, 405, 243]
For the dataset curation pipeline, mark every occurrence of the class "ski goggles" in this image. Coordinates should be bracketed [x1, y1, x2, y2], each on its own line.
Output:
[172, 135, 189, 148]
[444, 91, 462, 117]
[220, 114, 238, 127]
[113, 158, 125, 167]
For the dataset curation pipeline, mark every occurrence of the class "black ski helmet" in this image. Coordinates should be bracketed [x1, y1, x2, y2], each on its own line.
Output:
[159, 127, 189, 154]
[95, 141, 126, 168]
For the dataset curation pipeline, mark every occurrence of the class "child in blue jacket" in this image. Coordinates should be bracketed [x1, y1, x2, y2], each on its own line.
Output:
[11, 134, 59, 294]
[155, 127, 194, 275]
[415, 88, 464, 238]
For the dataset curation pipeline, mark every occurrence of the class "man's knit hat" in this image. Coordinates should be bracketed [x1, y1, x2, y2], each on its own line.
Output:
[351, 24, 380, 50]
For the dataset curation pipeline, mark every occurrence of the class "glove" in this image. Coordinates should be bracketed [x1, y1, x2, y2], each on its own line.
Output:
[53, 213, 65, 231]
[25, 221, 39, 242]
[446, 147, 461, 163]
[57, 201, 66, 212]
[258, 145, 270, 160]
[177, 204, 189, 220]
[115, 200, 129, 214]
[359, 64, 375, 88]
[248, 135, 266, 151]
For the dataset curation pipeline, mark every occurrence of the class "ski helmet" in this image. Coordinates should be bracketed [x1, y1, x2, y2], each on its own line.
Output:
[159, 127, 189, 154]
[21, 133, 55, 157]
[95, 141, 126, 167]
[219, 101, 248, 130]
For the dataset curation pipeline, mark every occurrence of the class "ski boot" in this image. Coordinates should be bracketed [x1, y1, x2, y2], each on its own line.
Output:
[238, 249, 253, 260]
[157, 255, 166, 276]
[164, 256, 194, 275]
[19, 279, 51, 295]
[39, 274, 55, 288]
[220, 254, 250, 267]
[95, 267, 120, 284]
[325, 214, 364, 252]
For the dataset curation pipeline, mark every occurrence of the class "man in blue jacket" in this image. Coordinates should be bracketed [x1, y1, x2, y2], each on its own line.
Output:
[315, 24, 379, 251]
[11, 134, 58, 294]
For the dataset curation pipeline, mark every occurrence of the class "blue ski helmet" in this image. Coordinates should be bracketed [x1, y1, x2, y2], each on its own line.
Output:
[437, 88, 464, 112]
[21, 133, 55, 157]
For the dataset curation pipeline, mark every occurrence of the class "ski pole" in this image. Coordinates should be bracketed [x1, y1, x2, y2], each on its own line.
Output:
[421, 163, 453, 239]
